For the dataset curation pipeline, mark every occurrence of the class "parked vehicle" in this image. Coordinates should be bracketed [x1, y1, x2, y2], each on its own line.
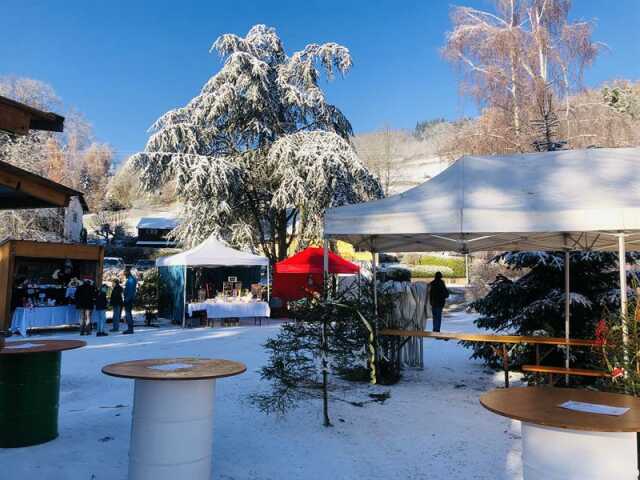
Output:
[134, 259, 156, 273]
[103, 256, 125, 272]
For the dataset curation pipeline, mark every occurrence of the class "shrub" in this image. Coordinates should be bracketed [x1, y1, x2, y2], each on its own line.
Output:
[409, 265, 454, 278]
[417, 255, 465, 277]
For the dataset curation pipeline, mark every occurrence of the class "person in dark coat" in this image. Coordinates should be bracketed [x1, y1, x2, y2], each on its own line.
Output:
[122, 267, 137, 334]
[75, 279, 96, 335]
[429, 271, 449, 332]
[94, 284, 109, 336]
[110, 279, 124, 332]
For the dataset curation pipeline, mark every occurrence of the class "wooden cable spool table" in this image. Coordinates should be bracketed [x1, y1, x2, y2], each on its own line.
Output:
[480, 387, 640, 479]
[102, 357, 246, 480]
[0, 339, 86, 447]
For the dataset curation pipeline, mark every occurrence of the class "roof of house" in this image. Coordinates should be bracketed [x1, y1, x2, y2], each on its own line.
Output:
[0, 95, 64, 135]
[0, 159, 88, 212]
[136, 217, 180, 230]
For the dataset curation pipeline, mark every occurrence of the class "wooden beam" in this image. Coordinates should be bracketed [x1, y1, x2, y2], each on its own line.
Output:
[0, 103, 30, 135]
[379, 329, 597, 347]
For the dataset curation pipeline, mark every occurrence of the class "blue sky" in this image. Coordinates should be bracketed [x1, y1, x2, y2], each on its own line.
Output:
[3, 0, 639, 162]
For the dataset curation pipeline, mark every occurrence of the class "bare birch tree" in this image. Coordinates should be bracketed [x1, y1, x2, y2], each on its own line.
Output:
[443, 0, 600, 151]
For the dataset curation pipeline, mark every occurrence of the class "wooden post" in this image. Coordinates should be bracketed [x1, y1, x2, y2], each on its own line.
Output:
[502, 344, 509, 388]
[565, 250, 571, 385]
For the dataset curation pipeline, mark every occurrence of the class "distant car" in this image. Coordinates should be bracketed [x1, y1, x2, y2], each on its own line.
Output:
[134, 259, 156, 273]
[103, 257, 125, 272]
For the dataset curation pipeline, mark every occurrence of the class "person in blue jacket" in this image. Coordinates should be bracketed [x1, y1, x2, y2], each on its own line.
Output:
[122, 267, 137, 334]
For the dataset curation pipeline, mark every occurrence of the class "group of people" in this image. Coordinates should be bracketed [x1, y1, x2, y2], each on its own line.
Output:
[74, 267, 137, 336]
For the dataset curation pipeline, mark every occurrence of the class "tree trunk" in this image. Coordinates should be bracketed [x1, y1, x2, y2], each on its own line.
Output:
[321, 316, 332, 427]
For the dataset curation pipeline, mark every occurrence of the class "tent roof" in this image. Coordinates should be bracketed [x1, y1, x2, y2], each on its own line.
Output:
[324, 147, 640, 253]
[275, 247, 360, 274]
[156, 235, 268, 267]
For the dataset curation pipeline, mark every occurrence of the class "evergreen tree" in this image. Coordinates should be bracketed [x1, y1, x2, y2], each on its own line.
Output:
[469, 251, 634, 381]
[131, 25, 382, 261]
[252, 279, 397, 426]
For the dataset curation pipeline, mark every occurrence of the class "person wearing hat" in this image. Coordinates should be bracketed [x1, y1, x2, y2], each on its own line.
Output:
[75, 279, 96, 335]
[429, 271, 450, 333]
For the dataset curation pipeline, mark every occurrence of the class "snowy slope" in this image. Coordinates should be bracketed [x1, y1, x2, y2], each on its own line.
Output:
[1, 313, 523, 480]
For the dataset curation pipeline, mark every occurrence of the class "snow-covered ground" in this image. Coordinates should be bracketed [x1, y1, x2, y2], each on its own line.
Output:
[2, 312, 524, 480]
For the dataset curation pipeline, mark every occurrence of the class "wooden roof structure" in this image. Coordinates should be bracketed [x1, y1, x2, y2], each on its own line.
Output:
[0, 159, 88, 211]
[0, 95, 64, 136]
[0, 96, 87, 212]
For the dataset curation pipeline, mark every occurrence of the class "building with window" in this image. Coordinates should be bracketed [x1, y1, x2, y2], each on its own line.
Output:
[136, 217, 179, 247]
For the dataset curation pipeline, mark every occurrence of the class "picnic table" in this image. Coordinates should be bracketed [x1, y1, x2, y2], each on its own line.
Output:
[0, 339, 85, 447]
[481, 387, 640, 479]
[379, 329, 599, 387]
[102, 357, 246, 480]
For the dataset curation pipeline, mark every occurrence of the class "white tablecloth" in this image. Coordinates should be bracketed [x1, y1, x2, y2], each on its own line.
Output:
[10, 306, 82, 336]
[187, 301, 270, 319]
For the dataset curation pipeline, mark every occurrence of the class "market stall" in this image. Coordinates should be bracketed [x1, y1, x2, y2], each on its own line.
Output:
[272, 247, 360, 303]
[0, 240, 104, 336]
[156, 235, 270, 325]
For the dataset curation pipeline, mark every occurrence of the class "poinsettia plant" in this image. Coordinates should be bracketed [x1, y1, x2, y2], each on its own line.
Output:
[597, 298, 640, 396]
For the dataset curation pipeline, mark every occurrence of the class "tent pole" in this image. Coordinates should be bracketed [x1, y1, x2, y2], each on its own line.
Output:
[266, 265, 270, 302]
[619, 233, 629, 347]
[323, 239, 329, 299]
[564, 250, 570, 385]
[182, 265, 187, 329]
[372, 249, 378, 320]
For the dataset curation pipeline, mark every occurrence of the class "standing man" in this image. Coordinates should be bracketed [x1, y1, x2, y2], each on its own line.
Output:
[122, 267, 137, 335]
[110, 279, 123, 332]
[429, 271, 449, 333]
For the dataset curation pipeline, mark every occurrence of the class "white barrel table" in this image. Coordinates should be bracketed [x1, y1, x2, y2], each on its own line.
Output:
[480, 387, 640, 480]
[102, 357, 246, 480]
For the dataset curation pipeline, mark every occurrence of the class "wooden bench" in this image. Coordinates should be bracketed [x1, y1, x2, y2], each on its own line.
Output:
[522, 365, 608, 385]
[379, 329, 598, 388]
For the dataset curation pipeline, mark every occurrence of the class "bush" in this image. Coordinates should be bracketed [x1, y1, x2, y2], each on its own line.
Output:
[409, 264, 454, 278]
[418, 255, 465, 277]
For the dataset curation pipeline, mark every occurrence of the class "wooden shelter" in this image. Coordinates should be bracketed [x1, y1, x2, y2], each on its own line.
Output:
[0, 159, 87, 211]
[0, 95, 64, 136]
[0, 240, 104, 332]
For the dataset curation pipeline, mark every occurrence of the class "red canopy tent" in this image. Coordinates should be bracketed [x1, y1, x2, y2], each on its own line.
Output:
[272, 247, 359, 302]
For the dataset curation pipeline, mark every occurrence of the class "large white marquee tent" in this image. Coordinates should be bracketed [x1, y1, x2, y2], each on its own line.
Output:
[324, 147, 640, 367]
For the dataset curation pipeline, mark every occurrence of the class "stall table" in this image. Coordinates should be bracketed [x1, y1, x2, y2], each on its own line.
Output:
[188, 300, 270, 326]
[480, 387, 640, 479]
[102, 357, 246, 480]
[10, 305, 81, 336]
[0, 339, 86, 447]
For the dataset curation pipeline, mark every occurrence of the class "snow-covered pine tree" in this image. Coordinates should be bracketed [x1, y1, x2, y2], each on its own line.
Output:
[469, 251, 634, 381]
[131, 25, 382, 261]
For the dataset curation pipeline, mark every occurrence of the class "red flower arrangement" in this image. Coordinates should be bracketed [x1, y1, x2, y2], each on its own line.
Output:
[612, 367, 625, 381]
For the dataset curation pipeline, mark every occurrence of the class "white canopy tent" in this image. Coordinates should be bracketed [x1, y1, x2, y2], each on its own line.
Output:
[156, 235, 269, 327]
[324, 147, 640, 370]
[156, 235, 269, 268]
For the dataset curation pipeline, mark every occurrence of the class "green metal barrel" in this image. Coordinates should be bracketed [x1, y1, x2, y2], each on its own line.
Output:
[0, 351, 61, 447]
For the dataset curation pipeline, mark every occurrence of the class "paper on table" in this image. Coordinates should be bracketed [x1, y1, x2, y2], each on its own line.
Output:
[149, 362, 193, 371]
[560, 400, 629, 416]
[5, 342, 45, 349]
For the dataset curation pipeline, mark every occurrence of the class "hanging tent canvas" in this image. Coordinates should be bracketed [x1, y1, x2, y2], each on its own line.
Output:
[273, 247, 359, 302]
